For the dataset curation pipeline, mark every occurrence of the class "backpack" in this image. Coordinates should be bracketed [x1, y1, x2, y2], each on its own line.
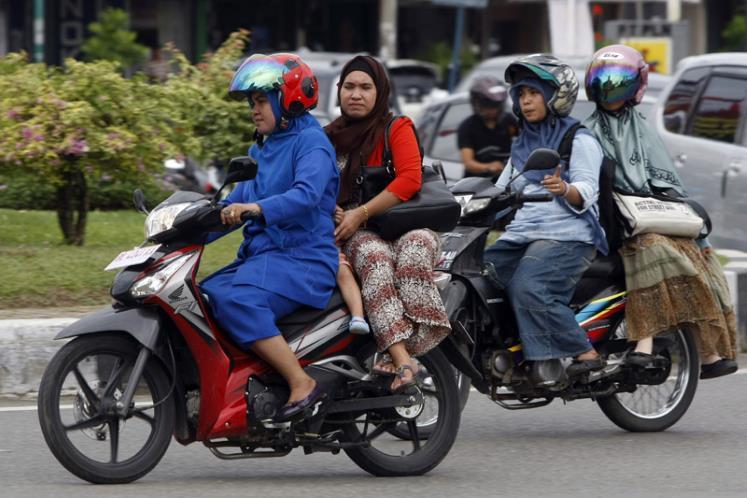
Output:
[557, 124, 623, 253]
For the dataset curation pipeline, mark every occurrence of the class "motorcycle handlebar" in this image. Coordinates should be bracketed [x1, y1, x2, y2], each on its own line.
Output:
[240, 210, 262, 222]
[516, 193, 554, 203]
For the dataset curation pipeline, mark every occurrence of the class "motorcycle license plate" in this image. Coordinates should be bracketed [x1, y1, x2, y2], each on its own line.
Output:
[105, 245, 161, 271]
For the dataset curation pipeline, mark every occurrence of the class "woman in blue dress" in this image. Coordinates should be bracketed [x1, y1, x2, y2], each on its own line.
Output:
[201, 53, 339, 420]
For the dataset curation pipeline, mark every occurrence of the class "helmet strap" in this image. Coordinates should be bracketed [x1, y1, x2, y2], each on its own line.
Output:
[279, 116, 289, 130]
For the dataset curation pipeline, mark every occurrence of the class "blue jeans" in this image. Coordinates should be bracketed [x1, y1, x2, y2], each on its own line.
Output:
[484, 239, 596, 360]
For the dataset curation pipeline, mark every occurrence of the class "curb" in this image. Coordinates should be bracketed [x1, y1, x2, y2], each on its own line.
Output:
[0, 318, 77, 397]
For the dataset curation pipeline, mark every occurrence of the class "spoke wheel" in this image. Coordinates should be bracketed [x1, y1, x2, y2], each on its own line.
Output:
[597, 319, 699, 432]
[38, 334, 174, 484]
[340, 348, 460, 476]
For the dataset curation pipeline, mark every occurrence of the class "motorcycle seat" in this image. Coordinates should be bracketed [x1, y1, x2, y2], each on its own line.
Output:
[276, 290, 345, 328]
[581, 252, 623, 279]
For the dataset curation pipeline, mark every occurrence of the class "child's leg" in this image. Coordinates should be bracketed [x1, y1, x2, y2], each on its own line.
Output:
[338, 253, 369, 334]
[338, 253, 364, 317]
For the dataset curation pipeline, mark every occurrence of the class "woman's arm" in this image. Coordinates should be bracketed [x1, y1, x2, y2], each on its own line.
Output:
[334, 119, 421, 243]
[256, 148, 333, 225]
[560, 134, 603, 213]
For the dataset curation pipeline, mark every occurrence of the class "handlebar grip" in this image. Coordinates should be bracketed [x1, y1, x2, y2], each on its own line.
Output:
[240, 210, 261, 221]
[517, 193, 554, 203]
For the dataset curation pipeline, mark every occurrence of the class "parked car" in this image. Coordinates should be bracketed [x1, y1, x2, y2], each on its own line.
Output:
[417, 90, 657, 183]
[655, 53, 747, 251]
[456, 54, 671, 100]
[387, 59, 442, 121]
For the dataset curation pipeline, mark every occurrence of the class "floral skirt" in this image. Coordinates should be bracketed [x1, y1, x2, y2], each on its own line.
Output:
[344, 229, 451, 356]
[621, 233, 737, 359]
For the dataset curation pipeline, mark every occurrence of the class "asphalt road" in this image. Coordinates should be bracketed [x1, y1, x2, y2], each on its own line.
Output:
[2, 365, 746, 498]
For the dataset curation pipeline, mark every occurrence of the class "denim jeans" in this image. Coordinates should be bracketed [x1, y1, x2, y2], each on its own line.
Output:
[484, 239, 596, 360]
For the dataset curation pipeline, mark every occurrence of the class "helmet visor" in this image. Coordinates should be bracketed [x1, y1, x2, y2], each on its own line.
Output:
[586, 62, 640, 106]
[229, 54, 286, 100]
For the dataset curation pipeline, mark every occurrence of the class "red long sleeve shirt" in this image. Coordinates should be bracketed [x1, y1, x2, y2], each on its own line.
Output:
[366, 117, 422, 201]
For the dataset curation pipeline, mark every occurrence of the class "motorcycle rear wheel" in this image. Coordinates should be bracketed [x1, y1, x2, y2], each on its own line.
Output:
[38, 334, 175, 484]
[597, 320, 698, 432]
[341, 348, 460, 476]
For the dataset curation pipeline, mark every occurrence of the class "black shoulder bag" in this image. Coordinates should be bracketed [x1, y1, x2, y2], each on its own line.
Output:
[358, 116, 461, 240]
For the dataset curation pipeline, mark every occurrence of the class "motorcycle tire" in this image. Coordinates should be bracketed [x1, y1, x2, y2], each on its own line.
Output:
[38, 334, 175, 484]
[597, 322, 699, 432]
[341, 348, 460, 476]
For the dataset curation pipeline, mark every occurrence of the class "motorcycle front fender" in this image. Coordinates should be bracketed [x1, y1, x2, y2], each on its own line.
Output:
[55, 307, 161, 351]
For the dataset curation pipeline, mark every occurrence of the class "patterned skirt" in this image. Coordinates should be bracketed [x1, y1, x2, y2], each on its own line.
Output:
[343, 229, 451, 356]
[621, 233, 737, 359]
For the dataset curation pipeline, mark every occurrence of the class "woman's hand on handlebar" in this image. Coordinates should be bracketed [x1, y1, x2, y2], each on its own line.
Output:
[335, 207, 366, 244]
[221, 202, 261, 226]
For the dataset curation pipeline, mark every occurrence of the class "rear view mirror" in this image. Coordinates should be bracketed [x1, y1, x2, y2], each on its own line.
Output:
[523, 149, 560, 172]
[224, 156, 258, 184]
[212, 156, 259, 204]
[133, 189, 149, 214]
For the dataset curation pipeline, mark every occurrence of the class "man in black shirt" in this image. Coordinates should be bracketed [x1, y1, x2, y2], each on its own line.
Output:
[457, 76, 518, 178]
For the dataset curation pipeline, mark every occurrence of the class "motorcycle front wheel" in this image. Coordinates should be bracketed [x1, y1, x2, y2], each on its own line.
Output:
[597, 320, 699, 432]
[38, 334, 175, 484]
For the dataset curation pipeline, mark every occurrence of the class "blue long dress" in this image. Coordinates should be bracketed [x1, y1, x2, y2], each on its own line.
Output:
[201, 112, 339, 349]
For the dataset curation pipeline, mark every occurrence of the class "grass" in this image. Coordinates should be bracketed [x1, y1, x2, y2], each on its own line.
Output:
[0, 208, 242, 308]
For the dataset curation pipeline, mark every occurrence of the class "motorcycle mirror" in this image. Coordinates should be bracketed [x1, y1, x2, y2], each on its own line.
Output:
[212, 156, 259, 204]
[505, 148, 561, 188]
[522, 148, 560, 172]
[133, 189, 149, 214]
[224, 156, 259, 184]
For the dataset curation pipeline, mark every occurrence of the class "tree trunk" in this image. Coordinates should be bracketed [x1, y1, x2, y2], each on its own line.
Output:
[56, 166, 89, 246]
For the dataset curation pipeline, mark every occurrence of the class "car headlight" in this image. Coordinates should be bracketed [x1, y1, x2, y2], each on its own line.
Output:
[145, 202, 191, 238]
[130, 252, 193, 298]
[454, 194, 490, 216]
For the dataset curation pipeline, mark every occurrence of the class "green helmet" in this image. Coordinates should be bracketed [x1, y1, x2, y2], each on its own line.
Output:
[504, 54, 579, 118]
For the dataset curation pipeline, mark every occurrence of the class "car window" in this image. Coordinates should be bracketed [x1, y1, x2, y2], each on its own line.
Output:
[429, 102, 472, 163]
[662, 67, 710, 134]
[689, 75, 747, 144]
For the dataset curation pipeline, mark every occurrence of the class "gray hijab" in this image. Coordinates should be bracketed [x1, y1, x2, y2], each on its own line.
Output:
[584, 106, 686, 196]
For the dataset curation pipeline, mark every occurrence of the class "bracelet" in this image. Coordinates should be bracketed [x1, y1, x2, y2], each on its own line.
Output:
[561, 181, 571, 198]
[360, 204, 369, 220]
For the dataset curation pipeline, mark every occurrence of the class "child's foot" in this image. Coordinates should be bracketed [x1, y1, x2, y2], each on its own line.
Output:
[349, 316, 370, 335]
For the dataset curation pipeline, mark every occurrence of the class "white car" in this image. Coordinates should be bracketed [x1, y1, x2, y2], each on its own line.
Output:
[655, 53, 747, 251]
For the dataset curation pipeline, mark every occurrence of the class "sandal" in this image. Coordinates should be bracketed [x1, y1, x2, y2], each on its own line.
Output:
[390, 364, 419, 393]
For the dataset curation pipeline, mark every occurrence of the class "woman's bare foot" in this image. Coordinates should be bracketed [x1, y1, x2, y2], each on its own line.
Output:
[575, 348, 600, 361]
[390, 362, 419, 392]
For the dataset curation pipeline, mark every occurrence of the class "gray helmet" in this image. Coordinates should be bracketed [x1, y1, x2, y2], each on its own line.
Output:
[504, 54, 579, 117]
[469, 76, 507, 108]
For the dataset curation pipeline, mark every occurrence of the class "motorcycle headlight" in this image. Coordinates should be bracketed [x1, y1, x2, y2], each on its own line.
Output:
[144, 203, 191, 238]
[130, 253, 193, 298]
[454, 194, 490, 216]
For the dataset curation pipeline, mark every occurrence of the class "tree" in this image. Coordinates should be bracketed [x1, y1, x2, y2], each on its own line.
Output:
[0, 31, 255, 246]
[81, 8, 149, 69]
[161, 30, 256, 164]
[721, 14, 746, 51]
[0, 54, 195, 245]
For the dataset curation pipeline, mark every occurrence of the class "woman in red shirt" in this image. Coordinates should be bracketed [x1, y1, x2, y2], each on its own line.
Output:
[326, 56, 451, 392]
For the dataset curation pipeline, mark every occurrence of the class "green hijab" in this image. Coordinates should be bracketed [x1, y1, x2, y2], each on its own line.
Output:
[584, 106, 686, 196]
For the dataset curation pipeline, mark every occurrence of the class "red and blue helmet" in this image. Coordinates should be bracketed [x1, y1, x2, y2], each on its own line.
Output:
[585, 44, 649, 107]
[229, 53, 318, 117]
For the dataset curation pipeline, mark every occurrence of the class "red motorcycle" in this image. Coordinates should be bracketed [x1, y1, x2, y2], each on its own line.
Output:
[37, 157, 460, 484]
